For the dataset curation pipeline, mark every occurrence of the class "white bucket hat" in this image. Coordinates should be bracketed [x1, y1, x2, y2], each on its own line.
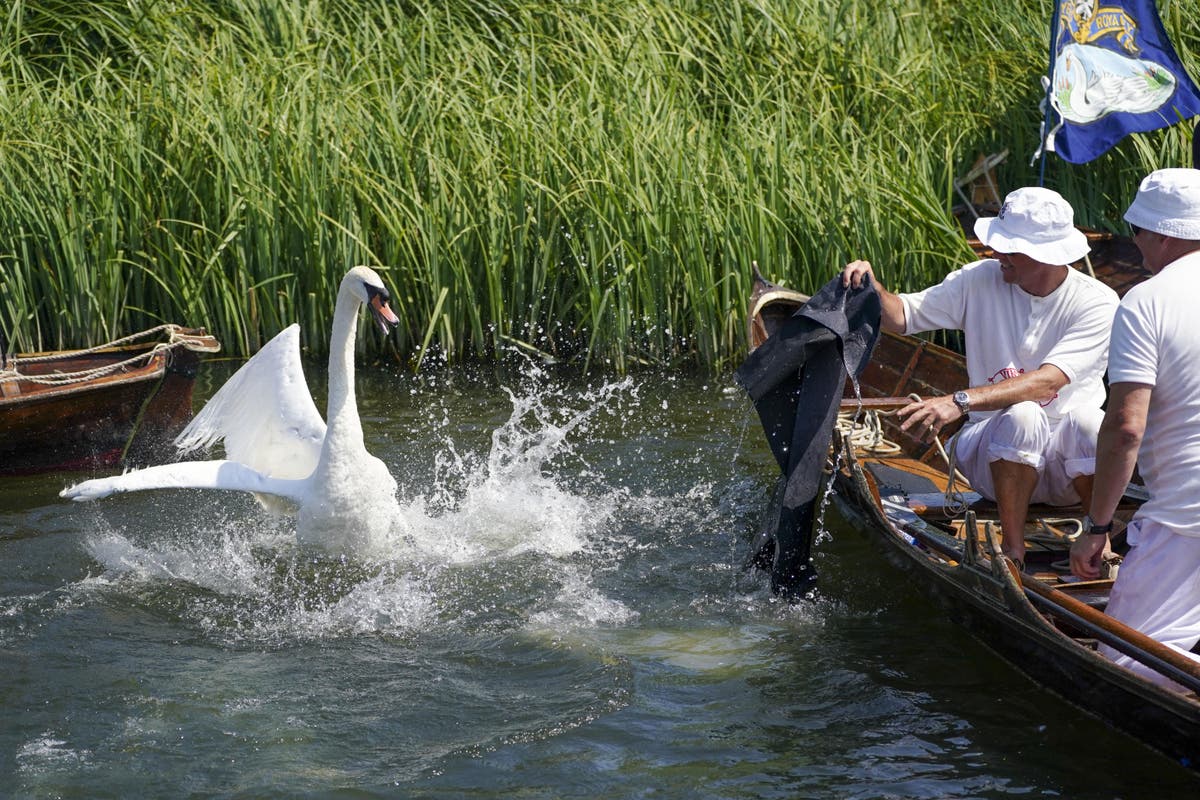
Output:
[1124, 168, 1200, 239]
[973, 187, 1090, 264]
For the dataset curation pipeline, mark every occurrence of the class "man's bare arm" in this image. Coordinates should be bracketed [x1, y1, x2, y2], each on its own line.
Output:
[1070, 382, 1150, 579]
[956, 363, 1069, 413]
[896, 363, 1070, 442]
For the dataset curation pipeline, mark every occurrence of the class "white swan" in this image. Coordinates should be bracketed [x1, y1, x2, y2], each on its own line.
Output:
[61, 266, 402, 553]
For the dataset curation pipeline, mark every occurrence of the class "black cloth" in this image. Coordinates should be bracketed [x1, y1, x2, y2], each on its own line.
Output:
[737, 275, 881, 599]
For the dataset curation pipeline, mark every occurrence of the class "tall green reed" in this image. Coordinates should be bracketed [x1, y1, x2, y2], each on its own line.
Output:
[0, 0, 1195, 372]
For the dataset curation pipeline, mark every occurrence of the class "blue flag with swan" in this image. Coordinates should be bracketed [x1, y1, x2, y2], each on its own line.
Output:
[1039, 0, 1200, 164]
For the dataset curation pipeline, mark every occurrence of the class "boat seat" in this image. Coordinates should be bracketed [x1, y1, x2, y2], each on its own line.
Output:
[863, 459, 1131, 574]
[866, 460, 983, 519]
[964, 497, 1085, 518]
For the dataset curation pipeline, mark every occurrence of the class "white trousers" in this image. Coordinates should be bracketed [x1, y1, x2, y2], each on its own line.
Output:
[952, 402, 1103, 507]
[1100, 518, 1200, 689]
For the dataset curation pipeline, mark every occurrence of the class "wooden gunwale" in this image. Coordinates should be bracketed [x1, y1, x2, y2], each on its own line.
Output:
[2, 350, 171, 402]
[854, 452, 1200, 693]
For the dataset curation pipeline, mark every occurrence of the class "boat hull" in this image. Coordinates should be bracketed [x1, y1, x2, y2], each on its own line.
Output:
[834, 478, 1200, 769]
[0, 328, 218, 475]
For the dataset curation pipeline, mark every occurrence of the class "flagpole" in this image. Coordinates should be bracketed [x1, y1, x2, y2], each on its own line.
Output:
[1038, 1, 1061, 188]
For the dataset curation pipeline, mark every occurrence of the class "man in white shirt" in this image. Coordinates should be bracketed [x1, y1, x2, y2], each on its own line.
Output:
[1071, 168, 1200, 687]
[843, 187, 1119, 567]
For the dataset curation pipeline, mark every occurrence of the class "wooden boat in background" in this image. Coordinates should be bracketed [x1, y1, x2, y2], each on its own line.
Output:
[0, 325, 220, 475]
[746, 249, 1200, 772]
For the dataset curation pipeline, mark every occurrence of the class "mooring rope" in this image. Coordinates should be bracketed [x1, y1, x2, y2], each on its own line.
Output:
[10, 324, 182, 364]
[0, 326, 188, 387]
[938, 429, 971, 517]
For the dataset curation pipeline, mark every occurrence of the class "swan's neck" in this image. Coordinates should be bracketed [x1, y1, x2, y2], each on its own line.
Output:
[326, 290, 364, 446]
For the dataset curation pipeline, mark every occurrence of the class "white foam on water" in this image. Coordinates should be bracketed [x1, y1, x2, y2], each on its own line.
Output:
[16, 733, 91, 773]
[395, 466, 598, 565]
[85, 528, 273, 598]
[527, 566, 639, 631]
[82, 520, 440, 643]
[238, 567, 439, 641]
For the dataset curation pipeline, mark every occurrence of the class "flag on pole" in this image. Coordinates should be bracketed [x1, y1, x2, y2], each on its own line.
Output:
[1039, 1, 1200, 164]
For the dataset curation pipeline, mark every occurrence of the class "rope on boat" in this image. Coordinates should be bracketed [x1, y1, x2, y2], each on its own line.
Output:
[1034, 517, 1083, 543]
[837, 397, 1104, 556]
[834, 408, 902, 455]
[0, 325, 190, 387]
[10, 324, 180, 364]
[938, 429, 971, 517]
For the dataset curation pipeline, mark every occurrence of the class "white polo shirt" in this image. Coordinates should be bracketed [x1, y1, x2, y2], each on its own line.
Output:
[900, 259, 1118, 424]
[1108, 250, 1200, 534]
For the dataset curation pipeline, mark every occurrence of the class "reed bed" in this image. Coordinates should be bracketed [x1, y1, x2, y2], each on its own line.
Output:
[0, 0, 1196, 372]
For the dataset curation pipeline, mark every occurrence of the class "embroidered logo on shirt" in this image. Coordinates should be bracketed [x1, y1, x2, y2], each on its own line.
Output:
[990, 367, 1023, 382]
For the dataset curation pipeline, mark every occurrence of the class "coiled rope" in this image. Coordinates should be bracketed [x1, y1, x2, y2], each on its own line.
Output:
[834, 407, 901, 456]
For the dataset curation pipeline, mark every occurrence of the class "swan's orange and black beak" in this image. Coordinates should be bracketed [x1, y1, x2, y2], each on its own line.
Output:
[366, 285, 400, 335]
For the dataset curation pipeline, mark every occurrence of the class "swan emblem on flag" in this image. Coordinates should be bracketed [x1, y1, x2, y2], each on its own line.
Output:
[1051, 2, 1177, 126]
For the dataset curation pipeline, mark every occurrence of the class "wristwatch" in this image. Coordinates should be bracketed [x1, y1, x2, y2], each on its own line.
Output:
[1083, 515, 1113, 536]
[952, 390, 971, 416]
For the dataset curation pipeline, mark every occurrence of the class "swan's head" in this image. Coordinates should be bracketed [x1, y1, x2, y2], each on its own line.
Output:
[343, 266, 399, 334]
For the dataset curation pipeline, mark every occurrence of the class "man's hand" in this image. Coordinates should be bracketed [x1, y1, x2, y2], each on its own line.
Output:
[842, 259, 907, 332]
[897, 394, 963, 443]
[842, 260, 877, 290]
[1070, 532, 1109, 579]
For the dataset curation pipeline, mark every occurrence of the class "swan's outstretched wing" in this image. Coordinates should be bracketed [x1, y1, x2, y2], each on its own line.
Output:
[60, 460, 308, 503]
[175, 324, 326, 479]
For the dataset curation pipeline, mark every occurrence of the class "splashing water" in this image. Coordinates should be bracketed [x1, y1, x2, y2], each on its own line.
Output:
[399, 369, 635, 564]
[814, 375, 867, 547]
[81, 366, 642, 644]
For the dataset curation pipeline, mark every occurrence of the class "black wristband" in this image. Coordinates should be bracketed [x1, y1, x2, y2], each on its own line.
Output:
[1084, 515, 1113, 536]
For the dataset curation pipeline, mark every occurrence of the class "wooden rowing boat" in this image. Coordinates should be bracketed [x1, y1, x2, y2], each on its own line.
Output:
[0, 326, 220, 475]
[745, 253, 1200, 772]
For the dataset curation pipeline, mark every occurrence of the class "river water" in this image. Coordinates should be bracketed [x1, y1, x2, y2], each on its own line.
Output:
[2, 361, 1196, 798]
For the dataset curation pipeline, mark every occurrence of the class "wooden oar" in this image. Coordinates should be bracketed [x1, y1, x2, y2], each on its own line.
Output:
[839, 396, 919, 411]
[903, 520, 1200, 693]
[1020, 575, 1200, 694]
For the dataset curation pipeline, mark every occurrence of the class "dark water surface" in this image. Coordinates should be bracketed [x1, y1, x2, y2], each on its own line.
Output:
[2, 363, 1196, 798]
